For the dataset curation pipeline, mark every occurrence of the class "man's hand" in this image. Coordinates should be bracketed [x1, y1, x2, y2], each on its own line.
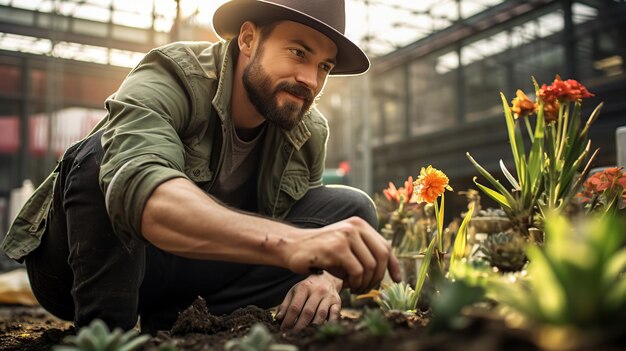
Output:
[275, 272, 342, 330]
[282, 216, 401, 294]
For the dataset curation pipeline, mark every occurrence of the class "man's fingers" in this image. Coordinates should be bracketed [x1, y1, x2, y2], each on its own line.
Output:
[360, 229, 395, 290]
[346, 233, 377, 293]
[280, 287, 307, 329]
[293, 295, 323, 330]
[343, 253, 365, 293]
[388, 249, 401, 282]
[275, 288, 294, 321]
[311, 298, 340, 325]
[328, 303, 341, 323]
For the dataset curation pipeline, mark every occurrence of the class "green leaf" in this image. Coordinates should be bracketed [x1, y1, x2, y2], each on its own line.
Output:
[499, 160, 520, 190]
[501, 93, 527, 181]
[580, 102, 603, 136]
[605, 277, 626, 311]
[436, 194, 445, 251]
[466, 153, 515, 207]
[450, 202, 474, 271]
[472, 177, 511, 210]
[527, 102, 545, 197]
[409, 237, 436, 309]
[118, 335, 150, 351]
[603, 248, 626, 288]
[526, 245, 568, 324]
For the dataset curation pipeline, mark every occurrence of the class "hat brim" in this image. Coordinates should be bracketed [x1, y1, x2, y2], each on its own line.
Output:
[212, 1, 370, 75]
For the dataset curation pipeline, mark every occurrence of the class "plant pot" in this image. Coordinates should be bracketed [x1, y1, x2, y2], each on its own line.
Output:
[470, 217, 513, 234]
[468, 216, 513, 250]
[528, 227, 544, 244]
[396, 252, 450, 287]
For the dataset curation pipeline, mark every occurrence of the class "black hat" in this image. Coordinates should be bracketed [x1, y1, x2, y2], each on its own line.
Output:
[212, 0, 370, 75]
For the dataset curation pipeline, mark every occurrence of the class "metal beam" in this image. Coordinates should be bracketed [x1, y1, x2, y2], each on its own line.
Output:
[0, 5, 164, 53]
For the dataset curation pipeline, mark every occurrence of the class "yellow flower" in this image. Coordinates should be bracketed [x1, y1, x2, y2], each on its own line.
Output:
[510, 89, 538, 119]
[413, 166, 453, 204]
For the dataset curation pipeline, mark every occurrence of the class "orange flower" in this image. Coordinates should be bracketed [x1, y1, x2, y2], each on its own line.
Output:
[510, 90, 538, 119]
[413, 166, 453, 204]
[539, 75, 594, 103]
[383, 176, 414, 204]
[543, 98, 560, 123]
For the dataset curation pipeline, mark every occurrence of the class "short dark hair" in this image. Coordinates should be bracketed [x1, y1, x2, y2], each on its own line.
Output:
[257, 20, 280, 43]
[231, 20, 280, 60]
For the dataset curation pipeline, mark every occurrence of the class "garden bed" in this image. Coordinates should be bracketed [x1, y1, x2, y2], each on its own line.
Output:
[0, 298, 540, 351]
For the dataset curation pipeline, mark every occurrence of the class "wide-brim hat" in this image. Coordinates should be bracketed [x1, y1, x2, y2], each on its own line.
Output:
[212, 0, 370, 75]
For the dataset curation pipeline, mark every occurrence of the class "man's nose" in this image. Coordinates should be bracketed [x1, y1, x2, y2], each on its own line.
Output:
[295, 64, 319, 92]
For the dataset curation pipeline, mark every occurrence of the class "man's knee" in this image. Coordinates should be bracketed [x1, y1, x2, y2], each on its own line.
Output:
[326, 185, 377, 228]
[289, 185, 377, 228]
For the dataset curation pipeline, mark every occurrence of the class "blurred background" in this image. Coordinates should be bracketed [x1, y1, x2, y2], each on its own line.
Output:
[0, 0, 625, 238]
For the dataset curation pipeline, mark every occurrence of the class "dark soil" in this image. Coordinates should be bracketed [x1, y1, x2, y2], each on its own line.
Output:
[0, 305, 73, 351]
[140, 297, 538, 351]
[4, 297, 621, 351]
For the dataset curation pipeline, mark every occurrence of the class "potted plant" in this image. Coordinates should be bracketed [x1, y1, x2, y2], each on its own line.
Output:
[467, 76, 601, 239]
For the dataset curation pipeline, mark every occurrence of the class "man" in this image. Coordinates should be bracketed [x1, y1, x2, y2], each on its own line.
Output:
[1, 0, 400, 333]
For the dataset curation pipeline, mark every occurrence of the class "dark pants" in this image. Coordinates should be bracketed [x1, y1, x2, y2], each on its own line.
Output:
[25, 131, 377, 333]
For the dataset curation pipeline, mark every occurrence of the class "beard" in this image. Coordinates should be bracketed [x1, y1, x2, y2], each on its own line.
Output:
[242, 54, 314, 131]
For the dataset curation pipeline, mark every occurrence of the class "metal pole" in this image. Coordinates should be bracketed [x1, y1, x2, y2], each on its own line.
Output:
[18, 58, 31, 187]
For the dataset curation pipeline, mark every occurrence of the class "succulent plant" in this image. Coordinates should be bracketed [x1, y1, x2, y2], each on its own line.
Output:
[377, 282, 417, 312]
[358, 308, 392, 337]
[488, 214, 626, 348]
[53, 319, 149, 351]
[224, 323, 297, 351]
[316, 322, 345, 340]
[479, 231, 527, 272]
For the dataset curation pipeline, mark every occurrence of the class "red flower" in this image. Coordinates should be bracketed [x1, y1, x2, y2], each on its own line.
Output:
[539, 75, 594, 103]
[577, 167, 626, 203]
[383, 176, 414, 204]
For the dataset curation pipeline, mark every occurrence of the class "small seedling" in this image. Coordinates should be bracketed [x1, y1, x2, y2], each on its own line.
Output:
[358, 308, 392, 337]
[53, 319, 149, 351]
[224, 323, 297, 351]
[316, 322, 345, 340]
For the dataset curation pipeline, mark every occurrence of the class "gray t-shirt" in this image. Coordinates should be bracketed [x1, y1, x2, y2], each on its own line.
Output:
[205, 120, 266, 211]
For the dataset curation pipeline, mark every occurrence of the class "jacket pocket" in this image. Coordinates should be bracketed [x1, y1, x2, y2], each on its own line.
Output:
[274, 171, 309, 218]
[1, 172, 57, 261]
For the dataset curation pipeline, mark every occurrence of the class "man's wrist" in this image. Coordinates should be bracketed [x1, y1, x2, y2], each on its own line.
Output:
[323, 271, 343, 292]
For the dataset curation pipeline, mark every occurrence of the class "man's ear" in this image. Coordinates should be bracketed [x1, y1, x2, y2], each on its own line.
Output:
[238, 21, 257, 58]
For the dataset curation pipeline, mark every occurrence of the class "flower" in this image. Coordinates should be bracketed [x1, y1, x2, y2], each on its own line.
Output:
[543, 98, 560, 123]
[413, 166, 452, 204]
[577, 167, 626, 206]
[510, 89, 538, 119]
[539, 75, 594, 103]
[468, 76, 601, 234]
[383, 176, 414, 204]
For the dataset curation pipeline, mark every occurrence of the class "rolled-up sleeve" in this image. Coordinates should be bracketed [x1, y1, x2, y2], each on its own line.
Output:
[99, 49, 192, 244]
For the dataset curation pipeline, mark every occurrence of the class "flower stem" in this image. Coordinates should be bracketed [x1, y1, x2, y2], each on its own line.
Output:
[555, 102, 565, 152]
[524, 117, 534, 143]
[433, 196, 443, 252]
[556, 102, 570, 163]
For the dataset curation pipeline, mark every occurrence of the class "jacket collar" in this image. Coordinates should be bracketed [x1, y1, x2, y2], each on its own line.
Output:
[211, 40, 312, 151]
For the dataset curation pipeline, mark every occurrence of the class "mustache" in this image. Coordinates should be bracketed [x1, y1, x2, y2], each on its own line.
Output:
[276, 82, 314, 104]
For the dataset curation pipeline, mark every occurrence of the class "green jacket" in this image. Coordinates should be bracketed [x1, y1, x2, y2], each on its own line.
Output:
[1, 40, 329, 261]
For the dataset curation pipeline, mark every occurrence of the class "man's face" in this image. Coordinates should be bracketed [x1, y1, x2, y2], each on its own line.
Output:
[242, 21, 338, 130]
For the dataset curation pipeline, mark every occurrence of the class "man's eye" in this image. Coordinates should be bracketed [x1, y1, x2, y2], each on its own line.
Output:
[290, 48, 305, 57]
[320, 63, 332, 72]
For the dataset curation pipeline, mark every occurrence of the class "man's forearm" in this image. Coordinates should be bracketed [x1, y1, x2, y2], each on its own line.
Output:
[141, 177, 298, 267]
